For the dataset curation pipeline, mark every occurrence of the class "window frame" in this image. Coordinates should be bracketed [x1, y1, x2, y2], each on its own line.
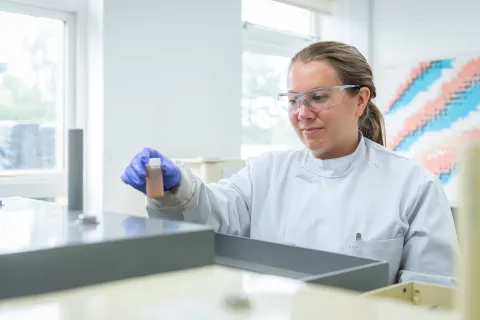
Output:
[241, 4, 322, 159]
[0, 0, 78, 199]
[242, 8, 322, 57]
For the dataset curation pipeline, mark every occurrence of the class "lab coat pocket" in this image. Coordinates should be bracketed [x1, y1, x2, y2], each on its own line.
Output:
[344, 237, 404, 284]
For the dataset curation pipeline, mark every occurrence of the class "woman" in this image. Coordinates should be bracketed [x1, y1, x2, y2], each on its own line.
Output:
[121, 41, 458, 286]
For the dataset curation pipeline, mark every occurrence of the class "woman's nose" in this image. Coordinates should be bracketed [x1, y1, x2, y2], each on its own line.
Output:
[297, 100, 315, 120]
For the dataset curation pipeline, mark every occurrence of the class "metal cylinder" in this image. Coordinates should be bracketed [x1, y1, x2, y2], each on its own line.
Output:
[68, 129, 83, 211]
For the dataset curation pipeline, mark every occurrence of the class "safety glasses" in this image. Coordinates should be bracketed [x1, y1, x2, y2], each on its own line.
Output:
[278, 85, 360, 114]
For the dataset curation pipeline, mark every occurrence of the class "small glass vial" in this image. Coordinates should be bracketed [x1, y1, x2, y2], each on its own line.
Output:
[146, 158, 164, 198]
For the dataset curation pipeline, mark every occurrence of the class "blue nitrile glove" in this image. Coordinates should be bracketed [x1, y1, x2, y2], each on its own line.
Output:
[121, 147, 181, 194]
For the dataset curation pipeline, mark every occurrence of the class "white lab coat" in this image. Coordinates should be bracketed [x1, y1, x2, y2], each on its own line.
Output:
[146, 136, 458, 286]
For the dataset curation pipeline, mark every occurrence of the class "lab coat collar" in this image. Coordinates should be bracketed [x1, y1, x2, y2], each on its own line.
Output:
[302, 134, 367, 178]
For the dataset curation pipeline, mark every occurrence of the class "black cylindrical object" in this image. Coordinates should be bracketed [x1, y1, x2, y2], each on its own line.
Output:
[68, 129, 83, 211]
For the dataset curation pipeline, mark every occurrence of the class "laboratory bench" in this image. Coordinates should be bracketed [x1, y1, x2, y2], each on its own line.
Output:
[0, 197, 459, 319]
[0, 265, 459, 320]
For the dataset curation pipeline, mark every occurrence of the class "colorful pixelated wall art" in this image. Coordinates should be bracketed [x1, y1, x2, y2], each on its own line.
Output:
[375, 56, 480, 205]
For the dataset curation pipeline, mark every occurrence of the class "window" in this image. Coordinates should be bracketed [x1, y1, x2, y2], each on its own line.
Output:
[0, 3, 75, 199]
[242, 0, 314, 37]
[241, 0, 321, 159]
[241, 51, 300, 157]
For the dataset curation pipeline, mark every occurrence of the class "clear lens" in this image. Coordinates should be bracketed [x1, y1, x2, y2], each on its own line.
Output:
[279, 87, 348, 114]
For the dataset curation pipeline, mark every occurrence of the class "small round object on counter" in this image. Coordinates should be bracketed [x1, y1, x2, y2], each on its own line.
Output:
[77, 214, 100, 225]
[223, 292, 252, 311]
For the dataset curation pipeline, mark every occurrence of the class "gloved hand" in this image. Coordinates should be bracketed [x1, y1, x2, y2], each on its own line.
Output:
[121, 147, 181, 194]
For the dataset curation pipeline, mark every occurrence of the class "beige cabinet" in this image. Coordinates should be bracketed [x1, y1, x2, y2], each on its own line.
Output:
[173, 158, 246, 183]
[364, 281, 455, 311]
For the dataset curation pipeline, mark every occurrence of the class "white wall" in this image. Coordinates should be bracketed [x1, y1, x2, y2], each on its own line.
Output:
[320, 0, 371, 62]
[372, 0, 480, 68]
[85, 0, 242, 215]
[319, 0, 480, 69]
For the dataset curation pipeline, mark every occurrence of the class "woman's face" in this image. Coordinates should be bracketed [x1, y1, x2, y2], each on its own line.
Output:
[287, 61, 369, 159]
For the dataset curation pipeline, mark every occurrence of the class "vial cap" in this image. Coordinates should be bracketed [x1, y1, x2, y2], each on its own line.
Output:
[148, 157, 162, 167]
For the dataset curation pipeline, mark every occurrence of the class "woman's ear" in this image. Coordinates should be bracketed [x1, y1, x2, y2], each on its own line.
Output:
[355, 87, 371, 117]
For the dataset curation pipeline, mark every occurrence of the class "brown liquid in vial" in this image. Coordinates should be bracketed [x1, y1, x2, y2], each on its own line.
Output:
[146, 166, 164, 198]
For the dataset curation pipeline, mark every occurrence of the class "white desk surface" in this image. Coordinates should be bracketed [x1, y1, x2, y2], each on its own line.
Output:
[0, 265, 459, 320]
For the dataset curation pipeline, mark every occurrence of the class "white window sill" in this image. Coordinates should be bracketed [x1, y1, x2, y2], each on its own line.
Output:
[0, 170, 65, 198]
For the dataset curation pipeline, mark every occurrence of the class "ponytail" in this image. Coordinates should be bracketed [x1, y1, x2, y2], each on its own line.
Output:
[359, 101, 385, 146]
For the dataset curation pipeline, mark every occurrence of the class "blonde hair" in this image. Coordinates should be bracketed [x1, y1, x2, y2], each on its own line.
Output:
[290, 41, 385, 146]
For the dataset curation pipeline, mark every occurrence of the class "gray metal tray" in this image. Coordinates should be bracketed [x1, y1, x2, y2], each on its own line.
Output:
[214, 233, 389, 292]
[0, 198, 388, 300]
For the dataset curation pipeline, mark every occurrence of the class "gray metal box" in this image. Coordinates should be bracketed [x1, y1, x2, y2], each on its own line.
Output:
[0, 198, 214, 300]
[215, 234, 389, 292]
